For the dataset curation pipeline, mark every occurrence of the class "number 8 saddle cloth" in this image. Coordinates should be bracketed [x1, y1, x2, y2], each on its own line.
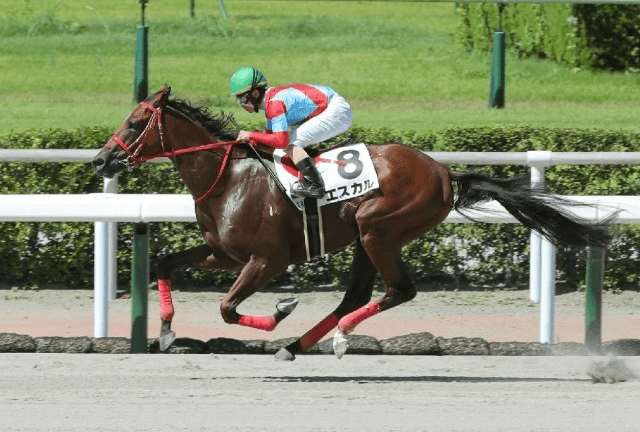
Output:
[272, 143, 380, 212]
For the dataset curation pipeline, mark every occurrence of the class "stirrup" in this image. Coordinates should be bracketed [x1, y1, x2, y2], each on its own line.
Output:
[291, 181, 325, 199]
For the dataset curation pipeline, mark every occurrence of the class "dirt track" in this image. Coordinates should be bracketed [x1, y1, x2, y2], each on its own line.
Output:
[2, 287, 639, 343]
[1, 354, 639, 432]
[2, 287, 639, 431]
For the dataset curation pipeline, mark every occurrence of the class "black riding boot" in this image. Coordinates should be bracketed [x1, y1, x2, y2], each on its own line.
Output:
[291, 157, 325, 199]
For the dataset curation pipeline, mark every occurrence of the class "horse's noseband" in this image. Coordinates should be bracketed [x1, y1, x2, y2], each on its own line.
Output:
[110, 101, 165, 166]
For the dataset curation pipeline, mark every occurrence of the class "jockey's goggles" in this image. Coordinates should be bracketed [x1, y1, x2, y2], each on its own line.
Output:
[235, 92, 251, 106]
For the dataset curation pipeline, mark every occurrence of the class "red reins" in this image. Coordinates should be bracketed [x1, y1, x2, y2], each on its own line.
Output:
[111, 100, 241, 203]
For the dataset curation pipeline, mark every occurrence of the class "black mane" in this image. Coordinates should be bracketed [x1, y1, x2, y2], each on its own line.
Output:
[166, 97, 238, 141]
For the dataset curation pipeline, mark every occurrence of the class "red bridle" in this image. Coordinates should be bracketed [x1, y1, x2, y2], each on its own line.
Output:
[110, 101, 241, 203]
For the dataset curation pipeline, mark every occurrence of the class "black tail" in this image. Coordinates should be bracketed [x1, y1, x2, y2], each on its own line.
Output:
[450, 171, 614, 248]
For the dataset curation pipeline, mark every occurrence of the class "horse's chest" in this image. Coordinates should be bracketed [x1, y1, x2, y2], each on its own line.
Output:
[200, 197, 260, 241]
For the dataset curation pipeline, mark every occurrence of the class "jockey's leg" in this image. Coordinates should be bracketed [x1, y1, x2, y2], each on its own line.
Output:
[292, 157, 325, 199]
[286, 145, 325, 199]
[285, 94, 352, 199]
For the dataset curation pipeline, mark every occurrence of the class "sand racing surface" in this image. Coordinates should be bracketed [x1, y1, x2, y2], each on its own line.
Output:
[2, 286, 640, 343]
[1, 354, 639, 432]
[1, 287, 640, 431]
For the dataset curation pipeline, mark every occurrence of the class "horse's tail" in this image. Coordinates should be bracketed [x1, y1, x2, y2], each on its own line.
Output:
[449, 171, 614, 248]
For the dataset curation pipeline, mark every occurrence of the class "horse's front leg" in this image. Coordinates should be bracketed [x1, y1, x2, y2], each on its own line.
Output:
[219, 256, 295, 332]
[155, 244, 242, 351]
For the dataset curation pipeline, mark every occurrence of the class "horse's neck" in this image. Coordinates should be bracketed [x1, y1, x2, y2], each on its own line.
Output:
[164, 114, 230, 198]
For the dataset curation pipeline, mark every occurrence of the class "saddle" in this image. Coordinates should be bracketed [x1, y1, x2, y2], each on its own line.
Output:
[247, 140, 379, 259]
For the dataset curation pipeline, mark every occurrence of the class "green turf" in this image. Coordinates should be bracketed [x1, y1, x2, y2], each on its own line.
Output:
[2, 0, 639, 135]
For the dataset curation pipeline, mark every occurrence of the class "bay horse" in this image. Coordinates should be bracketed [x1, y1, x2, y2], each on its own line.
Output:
[92, 86, 611, 360]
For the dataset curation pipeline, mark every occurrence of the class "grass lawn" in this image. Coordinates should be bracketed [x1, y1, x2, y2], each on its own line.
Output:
[2, 0, 639, 135]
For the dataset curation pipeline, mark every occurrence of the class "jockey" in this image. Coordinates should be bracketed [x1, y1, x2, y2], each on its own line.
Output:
[230, 66, 353, 199]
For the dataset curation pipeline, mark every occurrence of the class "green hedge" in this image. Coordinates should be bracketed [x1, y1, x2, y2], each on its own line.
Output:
[457, 3, 640, 72]
[2, 125, 640, 291]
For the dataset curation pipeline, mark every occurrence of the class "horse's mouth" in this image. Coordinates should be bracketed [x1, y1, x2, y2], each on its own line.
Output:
[93, 160, 117, 178]
[92, 149, 129, 178]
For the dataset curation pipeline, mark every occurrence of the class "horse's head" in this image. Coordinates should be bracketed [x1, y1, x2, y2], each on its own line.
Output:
[92, 86, 171, 178]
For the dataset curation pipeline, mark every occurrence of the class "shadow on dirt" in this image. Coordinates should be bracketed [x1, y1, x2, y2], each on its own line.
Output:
[260, 375, 590, 384]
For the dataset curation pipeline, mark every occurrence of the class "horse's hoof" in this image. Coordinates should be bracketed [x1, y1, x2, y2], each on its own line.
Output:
[274, 347, 296, 361]
[333, 329, 349, 359]
[276, 297, 299, 314]
[159, 329, 176, 352]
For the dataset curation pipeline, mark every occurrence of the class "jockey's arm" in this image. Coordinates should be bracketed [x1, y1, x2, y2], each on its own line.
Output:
[248, 130, 289, 149]
[247, 99, 290, 149]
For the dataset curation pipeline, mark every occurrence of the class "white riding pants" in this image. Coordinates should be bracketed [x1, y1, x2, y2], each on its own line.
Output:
[289, 94, 353, 148]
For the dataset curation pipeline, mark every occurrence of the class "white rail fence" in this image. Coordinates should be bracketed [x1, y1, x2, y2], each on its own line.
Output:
[1, 150, 640, 343]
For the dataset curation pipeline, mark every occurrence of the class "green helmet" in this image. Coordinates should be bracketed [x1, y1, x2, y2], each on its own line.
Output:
[229, 67, 268, 96]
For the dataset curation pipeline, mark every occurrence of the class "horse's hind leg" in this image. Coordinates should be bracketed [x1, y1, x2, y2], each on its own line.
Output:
[333, 235, 416, 358]
[155, 244, 241, 351]
[275, 238, 377, 361]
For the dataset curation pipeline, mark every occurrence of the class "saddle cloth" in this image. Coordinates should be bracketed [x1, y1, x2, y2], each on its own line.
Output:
[272, 143, 379, 211]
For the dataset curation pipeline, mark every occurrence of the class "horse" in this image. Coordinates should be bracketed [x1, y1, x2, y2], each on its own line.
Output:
[92, 86, 612, 360]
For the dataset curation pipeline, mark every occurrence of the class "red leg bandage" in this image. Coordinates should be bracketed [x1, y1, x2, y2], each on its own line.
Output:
[299, 314, 339, 352]
[338, 301, 381, 334]
[238, 315, 277, 331]
[158, 279, 175, 321]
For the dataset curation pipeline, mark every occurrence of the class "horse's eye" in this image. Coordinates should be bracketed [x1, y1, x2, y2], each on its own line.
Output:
[128, 121, 141, 131]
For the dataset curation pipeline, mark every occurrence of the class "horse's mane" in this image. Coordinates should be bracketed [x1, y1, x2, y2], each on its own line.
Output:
[166, 97, 238, 141]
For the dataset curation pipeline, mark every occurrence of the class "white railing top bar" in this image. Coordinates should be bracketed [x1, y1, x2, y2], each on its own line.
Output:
[4, 149, 640, 166]
[0, 149, 169, 164]
[430, 152, 640, 165]
[0, 193, 633, 223]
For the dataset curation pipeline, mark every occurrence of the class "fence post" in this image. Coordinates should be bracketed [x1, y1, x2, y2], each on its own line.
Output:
[134, 1, 149, 103]
[529, 165, 544, 303]
[217, 0, 229, 19]
[104, 176, 118, 300]
[94, 221, 108, 338]
[489, 3, 505, 108]
[528, 151, 552, 303]
[539, 239, 556, 344]
[93, 176, 119, 338]
[527, 151, 556, 343]
[131, 223, 149, 353]
[585, 247, 604, 350]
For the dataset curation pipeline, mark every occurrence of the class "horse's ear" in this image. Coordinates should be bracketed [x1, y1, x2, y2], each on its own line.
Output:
[145, 87, 170, 105]
[160, 85, 171, 102]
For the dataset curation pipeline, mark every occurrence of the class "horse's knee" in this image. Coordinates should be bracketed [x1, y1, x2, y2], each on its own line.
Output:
[155, 254, 174, 279]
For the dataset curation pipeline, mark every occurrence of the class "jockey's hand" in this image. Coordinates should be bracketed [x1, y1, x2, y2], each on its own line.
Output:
[237, 130, 252, 143]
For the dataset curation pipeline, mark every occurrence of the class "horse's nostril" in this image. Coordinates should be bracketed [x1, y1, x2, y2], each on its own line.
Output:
[92, 158, 104, 167]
